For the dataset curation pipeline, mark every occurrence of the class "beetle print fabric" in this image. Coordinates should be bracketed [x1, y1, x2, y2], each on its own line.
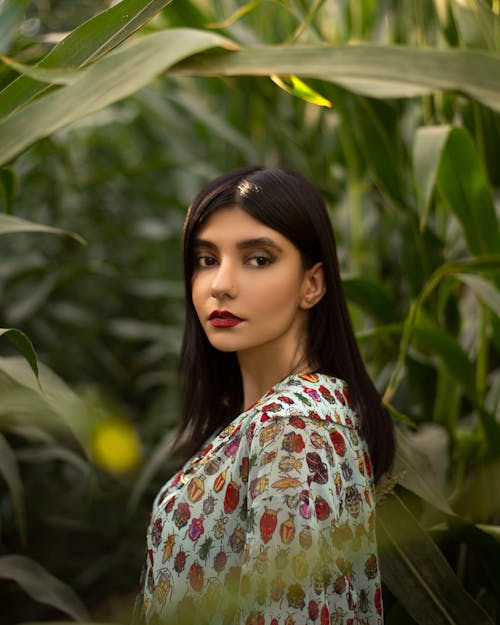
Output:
[138, 372, 382, 625]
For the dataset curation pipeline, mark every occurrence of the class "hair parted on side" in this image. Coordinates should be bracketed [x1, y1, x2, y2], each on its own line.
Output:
[177, 165, 394, 482]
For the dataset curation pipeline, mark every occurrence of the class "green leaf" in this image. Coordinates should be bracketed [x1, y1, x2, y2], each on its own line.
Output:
[0, 0, 176, 117]
[436, 127, 500, 257]
[0, 0, 30, 56]
[0, 328, 39, 381]
[0, 432, 26, 541]
[476, 524, 500, 541]
[413, 125, 452, 230]
[0, 555, 89, 621]
[450, 0, 499, 51]
[0, 213, 86, 244]
[0, 167, 16, 212]
[170, 44, 500, 113]
[0, 55, 82, 85]
[377, 492, 495, 625]
[270, 74, 332, 107]
[0, 29, 236, 166]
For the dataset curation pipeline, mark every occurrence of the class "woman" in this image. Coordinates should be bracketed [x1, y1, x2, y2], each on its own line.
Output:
[136, 166, 395, 625]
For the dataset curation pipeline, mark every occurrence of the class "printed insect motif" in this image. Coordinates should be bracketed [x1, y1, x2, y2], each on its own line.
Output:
[202, 494, 216, 516]
[213, 513, 228, 539]
[213, 470, 227, 493]
[229, 526, 246, 553]
[343, 384, 355, 409]
[310, 431, 325, 449]
[277, 394, 295, 404]
[318, 384, 335, 403]
[272, 477, 302, 490]
[364, 554, 378, 579]
[255, 545, 270, 573]
[187, 475, 205, 503]
[345, 486, 362, 518]
[213, 549, 227, 572]
[299, 490, 311, 520]
[259, 422, 284, 446]
[198, 536, 213, 561]
[280, 514, 296, 544]
[262, 401, 282, 413]
[314, 495, 331, 521]
[375, 585, 383, 615]
[329, 430, 346, 456]
[259, 506, 280, 543]
[224, 480, 240, 513]
[261, 450, 278, 466]
[292, 553, 308, 579]
[332, 522, 354, 549]
[302, 386, 322, 402]
[271, 574, 285, 601]
[173, 549, 186, 574]
[295, 392, 313, 407]
[278, 454, 303, 472]
[275, 546, 289, 569]
[281, 431, 305, 453]
[249, 475, 269, 499]
[188, 515, 205, 541]
[154, 569, 173, 605]
[151, 517, 163, 548]
[349, 429, 359, 446]
[224, 435, 241, 458]
[340, 460, 354, 481]
[359, 588, 370, 613]
[287, 583, 306, 609]
[284, 492, 301, 509]
[334, 471, 342, 496]
[203, 457, 221, 476]
[188, 561, 204, 592]
[299, 525, 312, 550]
[308, 599, 319, 621]
[306, 451, 328, 484]
[239, 455, 250, 483]
[334, 389, 346, 405]
[162, 533, 175, 562]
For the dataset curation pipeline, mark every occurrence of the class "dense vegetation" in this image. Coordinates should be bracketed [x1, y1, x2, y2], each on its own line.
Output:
[0, 1, 499, 624]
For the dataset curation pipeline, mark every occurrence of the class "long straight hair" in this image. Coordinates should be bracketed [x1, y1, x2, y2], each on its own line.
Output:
[178, 165, 394, 482]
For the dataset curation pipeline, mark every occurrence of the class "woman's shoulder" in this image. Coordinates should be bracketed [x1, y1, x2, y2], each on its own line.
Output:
[242, 371, 361, 432]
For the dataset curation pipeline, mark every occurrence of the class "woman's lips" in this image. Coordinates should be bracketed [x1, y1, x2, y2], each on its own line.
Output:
[208, 310, 243, 328]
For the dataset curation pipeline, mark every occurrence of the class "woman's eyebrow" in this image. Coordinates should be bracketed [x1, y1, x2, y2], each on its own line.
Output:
[193, 237, 283, 252]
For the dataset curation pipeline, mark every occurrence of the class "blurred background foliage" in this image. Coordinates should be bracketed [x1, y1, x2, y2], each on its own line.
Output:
[0, 0, 499, 624]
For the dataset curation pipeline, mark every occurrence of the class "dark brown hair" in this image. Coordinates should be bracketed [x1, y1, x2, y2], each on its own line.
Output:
[178, 165, 394, 482]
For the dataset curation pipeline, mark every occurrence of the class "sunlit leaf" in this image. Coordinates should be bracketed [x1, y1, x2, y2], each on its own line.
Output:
[458, 273, 500, 317]
[270, 74, 332, 107]
[0, 555, 89, 621]
[0, 55, 81, 85]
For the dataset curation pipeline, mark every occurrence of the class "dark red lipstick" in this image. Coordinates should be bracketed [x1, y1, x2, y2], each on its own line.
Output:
[209, 310, 243, 328]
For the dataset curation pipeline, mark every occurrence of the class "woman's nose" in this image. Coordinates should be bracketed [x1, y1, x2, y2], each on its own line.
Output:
[210, 260, 237, 299]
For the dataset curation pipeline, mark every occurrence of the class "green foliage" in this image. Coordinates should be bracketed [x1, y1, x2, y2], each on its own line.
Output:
[0, 0, 499, 623]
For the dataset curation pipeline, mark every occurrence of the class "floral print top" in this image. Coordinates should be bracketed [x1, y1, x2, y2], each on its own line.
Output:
[138, 372, 382, 625]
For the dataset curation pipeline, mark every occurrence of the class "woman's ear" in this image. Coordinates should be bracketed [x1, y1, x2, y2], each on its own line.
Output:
[300, 262, 326, 309]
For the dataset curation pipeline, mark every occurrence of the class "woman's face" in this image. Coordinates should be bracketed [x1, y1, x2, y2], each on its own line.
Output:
[191, 206, 315, 362]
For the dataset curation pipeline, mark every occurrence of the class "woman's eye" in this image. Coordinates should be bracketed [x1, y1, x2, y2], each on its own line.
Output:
[248, 255, 274, 267]
[195, 255, 217, 267]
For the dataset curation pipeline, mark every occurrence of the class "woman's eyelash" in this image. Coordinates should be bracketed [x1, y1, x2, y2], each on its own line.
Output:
[247, 253, 275, 266]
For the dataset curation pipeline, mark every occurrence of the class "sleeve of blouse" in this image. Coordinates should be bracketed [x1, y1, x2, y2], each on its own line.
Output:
[235, 410, 382, 625]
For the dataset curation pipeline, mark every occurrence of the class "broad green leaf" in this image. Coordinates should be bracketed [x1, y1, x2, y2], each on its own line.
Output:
[270, 74, 332, 107]
[436, 127, 500, 257]
[0, 55, 82, 85]
[450, 0, 499, 51]
[170, 44, 500, 113]
[0, 29, 236, 166]
[413, 125, 452, 230]
[0, 328, 38, 380]
[0, 432, 26, 541]
[476, 524, 500, 541]
[0, 214, 86, 244]
[0, 555, 89, 621]
[0, 0, 176, 117]
[0, 167, 16, 212]
[392, 429, 456, 517]
[377, 492, 495, 625]
[458, 273, 500, 317]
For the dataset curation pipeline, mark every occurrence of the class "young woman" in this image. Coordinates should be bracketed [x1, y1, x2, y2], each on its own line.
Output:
[136, 166, 395, 625]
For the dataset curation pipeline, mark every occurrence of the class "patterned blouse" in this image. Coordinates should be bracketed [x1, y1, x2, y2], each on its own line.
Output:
[137, 372, 382, 625]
